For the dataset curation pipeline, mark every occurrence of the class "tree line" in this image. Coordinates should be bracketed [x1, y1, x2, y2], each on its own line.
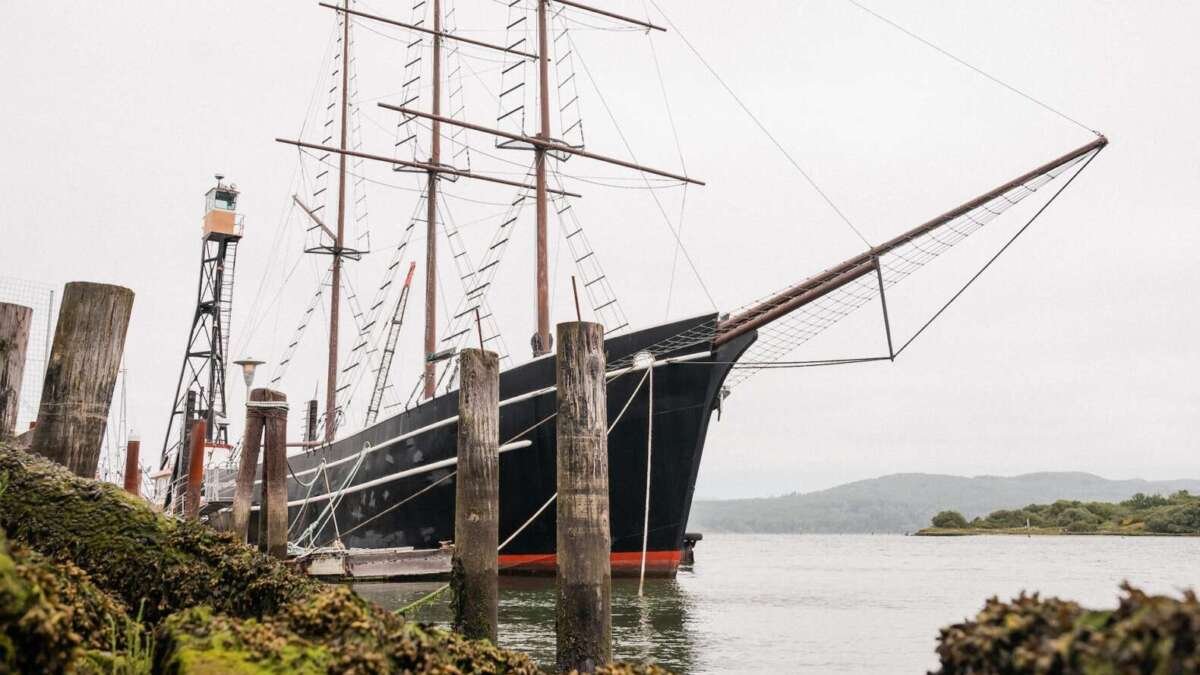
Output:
[929, 490, 1200, 534]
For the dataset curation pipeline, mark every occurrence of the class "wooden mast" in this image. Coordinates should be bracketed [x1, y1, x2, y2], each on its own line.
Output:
[302, 0, 694, 373]
[533, 0, 552, 356]
[325, 0, 351, 441]
[423, 0, 442, 399]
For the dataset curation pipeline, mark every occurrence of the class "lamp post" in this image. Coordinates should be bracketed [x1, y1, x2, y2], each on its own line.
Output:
[232, 357, 266, 456]
[233, 358, 265, 402]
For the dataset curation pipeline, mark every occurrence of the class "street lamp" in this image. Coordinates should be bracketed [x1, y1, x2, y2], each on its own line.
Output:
[233, 357, 265, 400]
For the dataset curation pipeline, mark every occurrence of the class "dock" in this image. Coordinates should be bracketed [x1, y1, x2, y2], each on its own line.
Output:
[291, 545, 452, 581]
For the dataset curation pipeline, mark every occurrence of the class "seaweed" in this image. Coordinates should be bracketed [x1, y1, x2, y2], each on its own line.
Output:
[0, 443, 318, 625]
[0, 525, 135, 673]
[933, 583, 1200, 674]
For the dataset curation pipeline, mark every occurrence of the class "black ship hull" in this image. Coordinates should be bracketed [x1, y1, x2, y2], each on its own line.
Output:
[232, 314, 754, 577]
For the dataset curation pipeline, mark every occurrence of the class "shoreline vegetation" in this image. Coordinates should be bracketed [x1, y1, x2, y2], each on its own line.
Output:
[917, 491, 1200, 537]
[688, 472, 1200, 534]
[0, 443, 663, 674]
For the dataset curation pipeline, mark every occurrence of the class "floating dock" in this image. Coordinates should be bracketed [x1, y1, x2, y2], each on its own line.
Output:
[291, 545, 452, 581]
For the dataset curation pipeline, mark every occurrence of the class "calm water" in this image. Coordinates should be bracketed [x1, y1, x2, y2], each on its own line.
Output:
[354, 534, 1200, 673]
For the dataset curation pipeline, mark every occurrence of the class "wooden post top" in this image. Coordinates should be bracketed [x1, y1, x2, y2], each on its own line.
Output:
[62, 281, 135, 300]
[458, 347, 499, 363]
[555, 320, 605, 334]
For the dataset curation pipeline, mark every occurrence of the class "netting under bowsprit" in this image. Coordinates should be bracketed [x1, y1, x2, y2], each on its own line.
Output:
[723, 146, 1098, 387]
[0, 277, 57, 429]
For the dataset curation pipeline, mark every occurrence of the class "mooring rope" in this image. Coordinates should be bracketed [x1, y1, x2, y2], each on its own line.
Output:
[287, 460, 326, 535]
[396, 367, 655, 613]
[321, 466, 343, 544]
[396, 584, 452, 616]
[289, 443, 370, 552]
[638, 363, 654, 596]
[314, 470, 456, 551]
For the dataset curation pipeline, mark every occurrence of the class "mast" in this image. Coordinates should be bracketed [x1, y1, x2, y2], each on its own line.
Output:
[533, 0, 552, 356]
[292, 2, 693, 377]
[423, 0, 442, 399]
[326, 0, 351, 441]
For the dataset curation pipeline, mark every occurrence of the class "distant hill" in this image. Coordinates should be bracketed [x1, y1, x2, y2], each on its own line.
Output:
[687, 472, 1200, 534]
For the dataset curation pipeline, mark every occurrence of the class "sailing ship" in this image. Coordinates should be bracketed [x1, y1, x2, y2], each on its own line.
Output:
[184, 1, 1105, 576]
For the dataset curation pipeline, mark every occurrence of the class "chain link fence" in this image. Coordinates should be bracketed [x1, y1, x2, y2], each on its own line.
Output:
[0, 276, 58, 431]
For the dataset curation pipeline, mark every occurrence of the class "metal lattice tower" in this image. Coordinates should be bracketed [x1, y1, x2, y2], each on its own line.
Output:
[158, 176, 244, 507]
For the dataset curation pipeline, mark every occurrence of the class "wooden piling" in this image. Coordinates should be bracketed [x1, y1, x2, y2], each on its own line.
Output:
[122, 437, 141, 496]
[0, 302, 33, 440]
[305, 399, 319, 442]
[260, 391, 289, 559]
[174, 390, 198, 511]
[231, 388, 283, 543]
[451, 348, 499, 641]
[183, 419, 207, 519]
[555, 321, 611, 673]
[31, 282, 133, 477]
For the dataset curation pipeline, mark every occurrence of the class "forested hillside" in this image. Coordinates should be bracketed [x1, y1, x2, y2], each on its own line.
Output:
[688, 472, 1200, 533]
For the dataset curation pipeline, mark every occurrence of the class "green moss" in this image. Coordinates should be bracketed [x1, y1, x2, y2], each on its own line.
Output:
[153, 591, 546, 674]
[0, 525, 135, 673]
[0, 444, 318, 625]
[157, 606, 333, 674]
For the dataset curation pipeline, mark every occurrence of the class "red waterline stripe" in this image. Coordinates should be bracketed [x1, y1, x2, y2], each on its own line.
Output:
[498, 550, 681, 571]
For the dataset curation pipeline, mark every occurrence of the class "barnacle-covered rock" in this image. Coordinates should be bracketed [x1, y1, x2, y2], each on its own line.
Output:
[0, 525, 134, 673]
[933, 583, 1200, 674]
[0, 445, 317, 625]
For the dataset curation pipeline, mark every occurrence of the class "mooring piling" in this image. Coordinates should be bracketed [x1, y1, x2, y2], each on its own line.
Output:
[183, 419, 207, 519]
[233, 389, 268, 540]
[555, 321, 612, 673]
[122, 435, 141, 496]
[306, 399, 319, 442]
[260, 390, 289, 559]
[451, 348, 500, 642]
[174, 389, 198, 510]
[30, 282, 133, 477]
[0, 302, 33, 440]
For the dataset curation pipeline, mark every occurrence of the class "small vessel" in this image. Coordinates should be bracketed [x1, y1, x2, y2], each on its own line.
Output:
[163, 1, 1106, 577]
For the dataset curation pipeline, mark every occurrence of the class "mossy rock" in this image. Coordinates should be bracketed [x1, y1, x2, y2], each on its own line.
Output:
[154, 586, 545, 674]
[0, 525, 136, 673]
[933, 583, 1200, 674]
[0, 443, 318, 625]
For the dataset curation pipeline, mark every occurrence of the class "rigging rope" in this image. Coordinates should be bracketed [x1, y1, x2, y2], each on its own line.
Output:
[646, 0, 872, 248]
[845, 0, 1101, 136]
[722, 141, 1101, 387]
[640, 0, 691, 319]
[893, 147, 1103, 357]
[699, 146, 1103, 373]
[566, 28, 718, 310]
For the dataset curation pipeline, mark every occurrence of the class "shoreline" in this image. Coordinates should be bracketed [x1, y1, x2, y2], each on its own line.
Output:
[914, 527, 1199, 537]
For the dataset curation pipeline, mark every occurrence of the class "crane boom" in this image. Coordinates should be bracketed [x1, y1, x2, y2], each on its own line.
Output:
[365, 262, 417, 425]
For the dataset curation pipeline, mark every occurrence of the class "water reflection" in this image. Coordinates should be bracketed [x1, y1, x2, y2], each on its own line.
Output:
[354, 535, 1200, 674]
[354, 567, 697, 672]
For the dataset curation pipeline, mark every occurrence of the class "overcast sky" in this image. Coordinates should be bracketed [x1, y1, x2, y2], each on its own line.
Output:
[1, 1, 1196, 499]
